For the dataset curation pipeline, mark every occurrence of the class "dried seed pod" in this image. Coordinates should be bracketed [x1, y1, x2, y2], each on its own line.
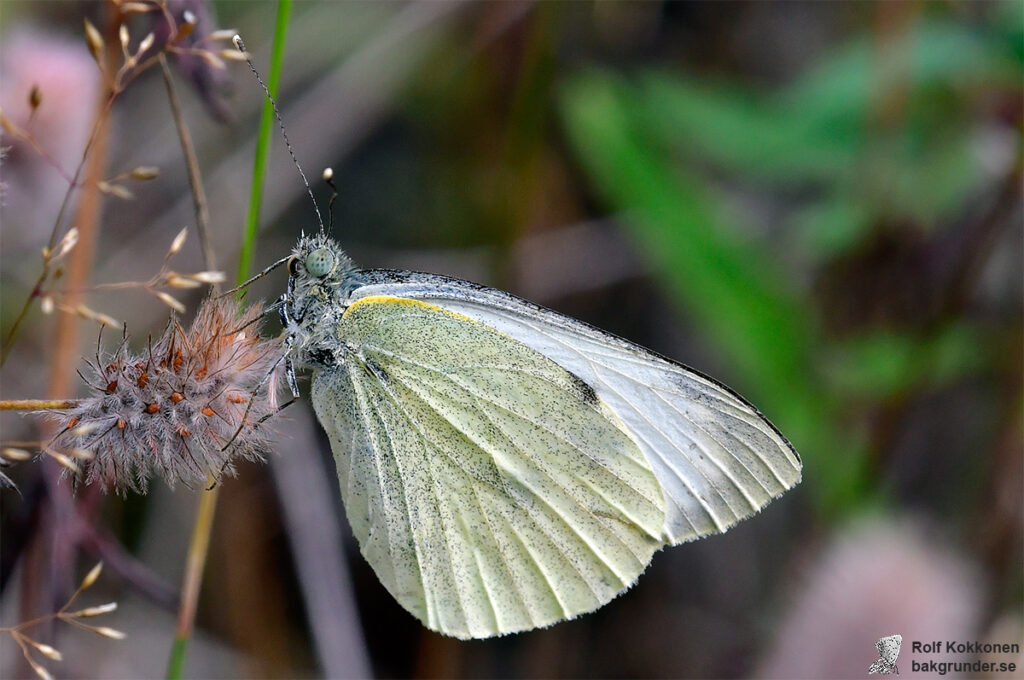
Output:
[130, 166, 160, 180]
[51, 227, 79, 262]
[188, 271, 226, 284]
[154, 291, 185, 314]
[167, 227, 188, 256]
[83, 19, 104, 65]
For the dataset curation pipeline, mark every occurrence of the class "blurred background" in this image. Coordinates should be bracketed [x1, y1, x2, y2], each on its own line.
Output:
[1, 1, 1021, 678]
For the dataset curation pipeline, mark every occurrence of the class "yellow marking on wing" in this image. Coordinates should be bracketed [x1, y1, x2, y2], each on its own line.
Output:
[345, 294, 477, 323]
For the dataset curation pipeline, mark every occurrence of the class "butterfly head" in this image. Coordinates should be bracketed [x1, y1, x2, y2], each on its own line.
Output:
[283, 234, 362, 367]
[289, 234, 345, 279]
[288, 233, 361, 292]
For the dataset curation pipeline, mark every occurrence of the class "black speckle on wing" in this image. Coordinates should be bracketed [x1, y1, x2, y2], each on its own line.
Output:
[567, 371, 599, 405]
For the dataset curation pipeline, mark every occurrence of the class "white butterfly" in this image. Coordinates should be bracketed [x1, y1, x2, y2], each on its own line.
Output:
[279, 232, 802, 639]
[869, 634, 902, 674]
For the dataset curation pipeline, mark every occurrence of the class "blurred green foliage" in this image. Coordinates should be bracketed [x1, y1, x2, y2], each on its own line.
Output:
[559, 13, 1020, 519]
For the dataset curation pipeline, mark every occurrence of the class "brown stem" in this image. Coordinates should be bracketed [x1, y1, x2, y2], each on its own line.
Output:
[159, 55, 218, 279]
[0, 400, 78, 411]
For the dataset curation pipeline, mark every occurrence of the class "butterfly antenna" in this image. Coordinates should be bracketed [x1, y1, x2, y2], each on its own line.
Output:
[217, 255, 290, 299]
[233, 34, 325, 234]
[322, 167, 338, 233]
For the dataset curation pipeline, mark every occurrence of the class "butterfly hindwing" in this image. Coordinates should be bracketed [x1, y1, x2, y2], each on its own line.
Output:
[312, 295, 666, 639]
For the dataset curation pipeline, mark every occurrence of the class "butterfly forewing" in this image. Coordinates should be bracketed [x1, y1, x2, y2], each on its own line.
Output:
[312, 296, 666, 639]
[348, 271, 803, 545]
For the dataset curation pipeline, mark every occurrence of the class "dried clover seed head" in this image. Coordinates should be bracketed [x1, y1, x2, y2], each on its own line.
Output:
[51, 296, 285, 493]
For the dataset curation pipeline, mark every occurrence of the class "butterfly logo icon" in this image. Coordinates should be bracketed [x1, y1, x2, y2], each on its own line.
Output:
[868, 634, 902, 675]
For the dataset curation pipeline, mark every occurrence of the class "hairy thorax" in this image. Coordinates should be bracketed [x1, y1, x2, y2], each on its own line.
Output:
[284, 234, 364, 370]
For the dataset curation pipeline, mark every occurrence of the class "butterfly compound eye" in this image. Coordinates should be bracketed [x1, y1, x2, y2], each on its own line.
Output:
[305, 248, 335, 277]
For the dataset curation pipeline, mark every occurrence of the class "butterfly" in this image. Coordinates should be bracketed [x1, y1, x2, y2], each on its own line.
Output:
[868, 634, 902, 674]
[271, 231, 802, 639]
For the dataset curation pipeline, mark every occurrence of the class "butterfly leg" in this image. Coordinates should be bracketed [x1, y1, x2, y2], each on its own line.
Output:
[284, 356, 300, 397]
[277, 292, 303, 398]
[220, 350, 291, 452]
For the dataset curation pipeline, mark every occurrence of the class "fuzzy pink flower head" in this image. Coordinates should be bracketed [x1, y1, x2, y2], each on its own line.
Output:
[51, 296, 285, 493]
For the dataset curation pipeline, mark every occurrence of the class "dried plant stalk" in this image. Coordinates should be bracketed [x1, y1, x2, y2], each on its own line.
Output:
[0, 562, 124, 680]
